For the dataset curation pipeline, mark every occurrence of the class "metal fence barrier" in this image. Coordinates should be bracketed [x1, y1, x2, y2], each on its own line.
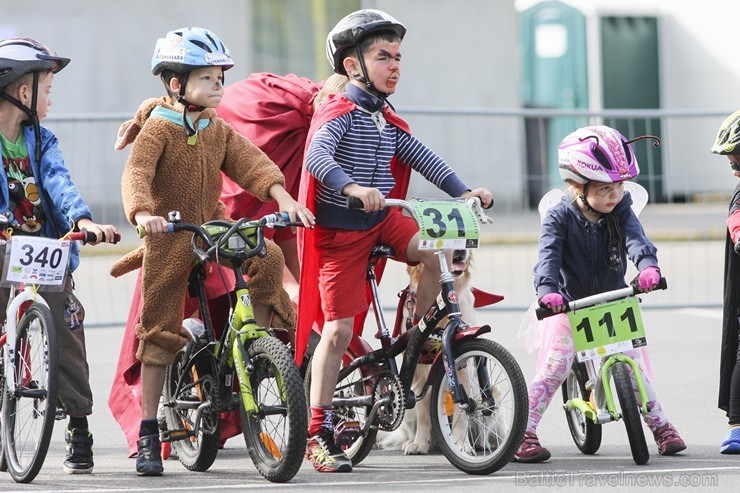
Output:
[44, 109, 730, 326]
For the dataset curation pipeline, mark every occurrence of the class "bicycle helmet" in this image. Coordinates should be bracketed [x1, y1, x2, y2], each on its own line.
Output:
[151, 27, 233, 76]
[558, 125, 659, 184]
[326, 9, 405, 96]
[151, 27, 233, 137]
[0, 37, 69, 89]
[0, 37, 70, 164]
[710, 109, 740, 155]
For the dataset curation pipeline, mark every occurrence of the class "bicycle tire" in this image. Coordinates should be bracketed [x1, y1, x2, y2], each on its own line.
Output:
[240, 337, 306, 483]
[3, 303, 58, 483]
[430, 338, 527, 475]
[163, 346, 221, 472]
[562, 363, 602, 454]
[304, 352, 379, 466]
[612, 361, 649, 465]
[0, 323, 6, 472]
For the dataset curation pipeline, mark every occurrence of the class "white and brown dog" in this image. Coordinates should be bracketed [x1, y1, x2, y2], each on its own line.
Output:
[378, 248, 504, 454]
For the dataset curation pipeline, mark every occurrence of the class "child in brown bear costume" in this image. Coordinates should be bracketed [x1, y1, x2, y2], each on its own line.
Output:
[111, 27, 314, 476]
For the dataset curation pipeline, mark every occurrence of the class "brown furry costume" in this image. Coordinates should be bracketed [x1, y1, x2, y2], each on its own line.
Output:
[111, 97, 295, 366]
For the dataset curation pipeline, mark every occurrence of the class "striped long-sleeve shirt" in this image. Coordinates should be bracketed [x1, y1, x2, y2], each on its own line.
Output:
[305, 83, 469, 230]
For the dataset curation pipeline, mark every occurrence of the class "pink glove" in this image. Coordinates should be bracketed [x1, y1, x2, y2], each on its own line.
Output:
[539, 292, 565, 310]
[637, 266, 660, 291]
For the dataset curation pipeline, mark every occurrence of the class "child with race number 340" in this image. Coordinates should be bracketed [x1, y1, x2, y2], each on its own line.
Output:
[514, 125, 686, 463]
[0, 37, 121, 475]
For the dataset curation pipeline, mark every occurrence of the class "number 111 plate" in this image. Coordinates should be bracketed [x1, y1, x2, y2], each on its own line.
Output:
[567, 297, 647, 362]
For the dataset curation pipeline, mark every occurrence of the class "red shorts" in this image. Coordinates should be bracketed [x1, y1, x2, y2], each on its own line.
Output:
[317, 209, 419, 321]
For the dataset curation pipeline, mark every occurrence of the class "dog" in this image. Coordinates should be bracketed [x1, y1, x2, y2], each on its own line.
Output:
[377, 248, 507, 455]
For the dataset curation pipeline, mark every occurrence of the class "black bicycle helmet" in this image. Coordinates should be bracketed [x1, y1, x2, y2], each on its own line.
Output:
[325, 9, 406, 77]
[711, 110, 740, 155]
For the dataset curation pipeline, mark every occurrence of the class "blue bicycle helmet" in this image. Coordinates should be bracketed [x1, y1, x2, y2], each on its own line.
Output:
[151, 27, 233, 76]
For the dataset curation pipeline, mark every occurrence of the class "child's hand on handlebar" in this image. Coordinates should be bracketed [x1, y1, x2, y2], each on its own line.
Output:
[342, 184, 385, 212]
[76, 218, 121, 245]
[539, 292, 565, 313]
[636, 266, 661, 293]
[270, 185, 315, 228]
[134, 211, 169, 237]
[461, 188, 493, 209]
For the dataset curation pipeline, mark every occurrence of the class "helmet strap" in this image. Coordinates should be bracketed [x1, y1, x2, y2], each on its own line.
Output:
[0, 72, 42, 164]
[174, 72, 205, 138]
[352, 45, 391, 100]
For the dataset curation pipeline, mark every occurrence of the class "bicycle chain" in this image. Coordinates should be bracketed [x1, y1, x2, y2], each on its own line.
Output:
[333, 369, 405, 432]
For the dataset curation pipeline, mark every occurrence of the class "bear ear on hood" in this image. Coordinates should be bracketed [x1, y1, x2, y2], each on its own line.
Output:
[114, 119, 140, 150]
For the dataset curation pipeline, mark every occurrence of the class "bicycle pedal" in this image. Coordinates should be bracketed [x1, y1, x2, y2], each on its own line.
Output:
[161, 429, 193, 442]
[54, 407, 67, 421]
[334, 420, 362, 446]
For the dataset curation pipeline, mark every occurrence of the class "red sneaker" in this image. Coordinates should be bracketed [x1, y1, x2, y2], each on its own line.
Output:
[653, 424, 686, 456]
[512, 432, 551, 463]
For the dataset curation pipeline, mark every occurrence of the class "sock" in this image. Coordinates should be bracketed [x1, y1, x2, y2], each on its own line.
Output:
[69, 416, 88, 431]
[309, 405, 333, 436]
[139, 418, 159, 438]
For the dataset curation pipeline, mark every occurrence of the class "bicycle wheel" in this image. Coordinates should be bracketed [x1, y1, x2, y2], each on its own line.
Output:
[163, 345, 221, 472]
[0, 324, 6, 472]
[240, 337, 306, 483]
[430, 338, 527, 475]
[304, 351, 379, 466]
[562, 363, 602, 454]
[612, 361, 649, 465]
[3, 303, 58, 483]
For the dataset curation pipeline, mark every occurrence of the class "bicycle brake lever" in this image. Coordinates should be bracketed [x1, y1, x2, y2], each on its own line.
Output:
[466, 197, 493, 224]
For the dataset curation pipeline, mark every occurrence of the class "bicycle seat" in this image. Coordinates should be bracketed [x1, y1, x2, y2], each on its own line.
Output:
[370, 245, 394, 260]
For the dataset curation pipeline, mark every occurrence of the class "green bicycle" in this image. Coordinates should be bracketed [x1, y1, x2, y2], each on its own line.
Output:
[138, 211, 307, 482]
[536, 278, 667, 465]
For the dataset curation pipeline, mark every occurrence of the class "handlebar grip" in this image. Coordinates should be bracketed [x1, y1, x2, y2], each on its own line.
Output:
[346, 196, 364, 210]
[136, 224, 174, 238]
[655, 277, 668, 291]
[78, 229, 122, 245]
[535, 305, 567, 320]
[484, 197, 494, 210]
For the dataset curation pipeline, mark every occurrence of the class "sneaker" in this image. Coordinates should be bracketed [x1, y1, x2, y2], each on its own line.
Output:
[720, 427, 740, 454]
[512, 432, 551, 463]
[653, 424, 687, 456]
[136, 434, 164, 476]
[305, 430, 353, 472]
[63, 426, 94, 474]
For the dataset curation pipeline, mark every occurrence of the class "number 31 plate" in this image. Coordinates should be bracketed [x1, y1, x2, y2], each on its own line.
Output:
[2, 236, 70, 288]
[567, 297, 647, 362]
[411, 199, 480, 250]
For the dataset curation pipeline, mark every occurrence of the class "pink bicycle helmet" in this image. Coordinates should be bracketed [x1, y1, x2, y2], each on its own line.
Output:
[558, 125, 659, 184]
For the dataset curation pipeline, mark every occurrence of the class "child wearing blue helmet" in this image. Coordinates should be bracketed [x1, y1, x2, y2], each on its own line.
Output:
[112, 27, 314, 476]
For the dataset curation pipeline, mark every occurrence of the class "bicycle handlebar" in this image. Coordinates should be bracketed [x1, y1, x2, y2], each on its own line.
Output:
[66, 229, 121, 245]
[345, 196, 494, 225]
[535, 277, 668, 320]
[136, 211, 300, 262]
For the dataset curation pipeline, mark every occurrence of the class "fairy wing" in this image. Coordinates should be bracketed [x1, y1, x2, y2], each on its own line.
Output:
[537, 182, 649, 222]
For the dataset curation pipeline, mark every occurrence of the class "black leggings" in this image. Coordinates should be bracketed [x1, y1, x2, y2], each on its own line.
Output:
[730, 334, 740, 425]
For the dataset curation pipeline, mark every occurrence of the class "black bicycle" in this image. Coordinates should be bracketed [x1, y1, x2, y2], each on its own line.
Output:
[304, 197, 528, 475]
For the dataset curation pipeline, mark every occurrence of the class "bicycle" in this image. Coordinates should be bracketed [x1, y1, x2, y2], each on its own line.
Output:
[0, 228, 115, 483]
[303, 197, 528, 475]
[137, 211, 307, 483]
[535, 278, 668, 465]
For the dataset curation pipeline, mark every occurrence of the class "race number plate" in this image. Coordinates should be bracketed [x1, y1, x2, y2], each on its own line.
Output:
[567, 297, 647, 362]
[2, 236, 70, 288]
[411, 199, 480, 250]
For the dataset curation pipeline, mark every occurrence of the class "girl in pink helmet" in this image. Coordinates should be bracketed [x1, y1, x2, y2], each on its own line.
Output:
[514, 125, 686, 462]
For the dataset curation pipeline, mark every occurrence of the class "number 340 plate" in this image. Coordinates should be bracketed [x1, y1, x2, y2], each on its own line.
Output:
[1, 236, 70, 288]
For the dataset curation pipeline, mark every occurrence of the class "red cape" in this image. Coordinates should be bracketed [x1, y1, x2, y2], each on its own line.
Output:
[294, 94, 411, 365]
[217, 73, 321, 221]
